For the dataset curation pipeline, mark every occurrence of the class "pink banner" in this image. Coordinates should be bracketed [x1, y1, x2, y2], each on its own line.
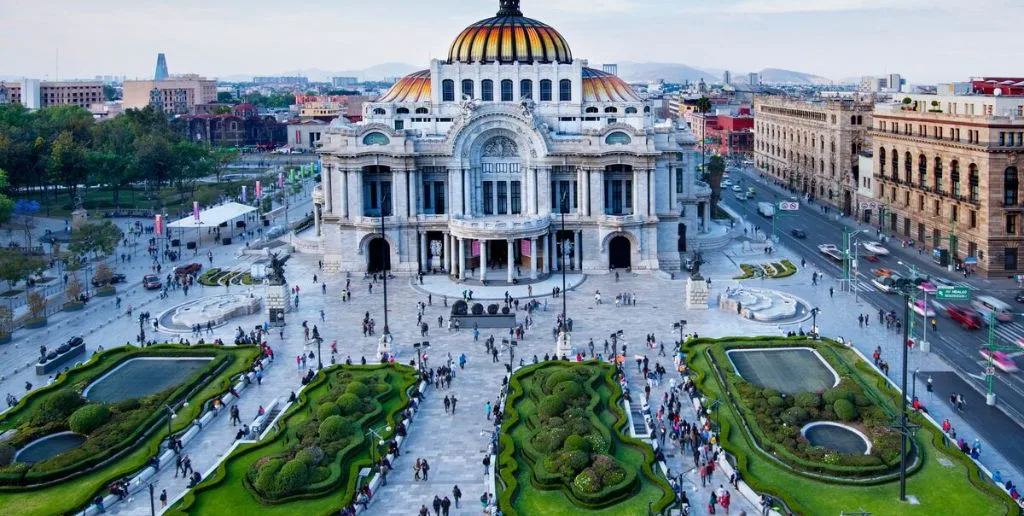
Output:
[471, 240, 480, 257]
[193, 201, 200, 221]
[520, 239, 532, 257]
[255, 180, 262, 197]
[154, 214, 163, 236]
[277, 172, 284, 188]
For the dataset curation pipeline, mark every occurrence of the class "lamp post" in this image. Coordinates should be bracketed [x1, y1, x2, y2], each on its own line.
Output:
[313, 332, 323, 370]
[897, 260, 927, 351]
[367, 424, 392, 473]
[502, 339, 517, 371]
[912, 368, 919, 400]
[897, 277, 913, 501]
[672, 320, 687, 345]
[413, 342, 430, 371]
[148, 481, 158, 516]
[164, 405, 176, 447]
[810, 307, 820, 336]
[559, 189, 569, 333]
[380, 191, 391, 337]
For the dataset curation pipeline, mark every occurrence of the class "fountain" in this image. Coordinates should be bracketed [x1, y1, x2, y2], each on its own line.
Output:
[14, 432, 87, 464]
[801, 422, 872, 455]
[156, 294, 262, 333]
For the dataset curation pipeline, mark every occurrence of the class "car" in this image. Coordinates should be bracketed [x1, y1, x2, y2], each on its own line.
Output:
[909, 299, 936, 317]
[981, 350, 1019, 373]
[731, 185, 742, 192]
[91, 273, 126, 287]
[723, 179, 732, 186]
[1016, 291, 1024, 303]
[143, 274, 162, 290]
[174, 263, 203, 275]
[947, 306, 983, 329]
[790, 228, 807, 238]
[861, 241, 889, 256]
[872, 274, 903, 293]
[734, 192, 747, 201]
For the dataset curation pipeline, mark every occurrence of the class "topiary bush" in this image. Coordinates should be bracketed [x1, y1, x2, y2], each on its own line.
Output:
[0, 444, 14, 467]
[253, 458, 285, 495]
[780, 407, 810, 427]
[822, 388, 853, 405]
[316, 402, 341, 421]
[563, 435, 592, 454]
[276, 459, 310, 493]
[538, 395, 566, 419]
[318, 415, 355, 442]
[794, 392, 822, 409]
[833, 399, 858, 421]
[31, 389, 86, 425]
[344, 381, 369, 398]
[68, 404, 112, 434]
[294, 446, 325, 467]
[336, 393, 362, 415]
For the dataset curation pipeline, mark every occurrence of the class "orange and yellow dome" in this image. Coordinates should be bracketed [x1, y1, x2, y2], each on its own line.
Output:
[447, 1, 572, 65]
[582, 68, 640, 102]
[378, 70, 431, 103]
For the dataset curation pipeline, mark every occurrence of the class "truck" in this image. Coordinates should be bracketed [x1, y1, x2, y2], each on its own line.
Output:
[757, 202, 775, 218]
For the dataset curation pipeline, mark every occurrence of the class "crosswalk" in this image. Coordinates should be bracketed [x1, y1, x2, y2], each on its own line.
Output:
[989, 322, 1024, 346]
[852, 279, 974, 294]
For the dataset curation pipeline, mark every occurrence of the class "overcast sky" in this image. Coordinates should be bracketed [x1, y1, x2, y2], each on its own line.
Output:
[1, 0, 1020, 83]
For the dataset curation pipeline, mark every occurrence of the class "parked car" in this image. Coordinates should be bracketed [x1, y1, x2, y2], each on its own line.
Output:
[861, 241, 889, 256]
[92, 273, 127, 287]
[731, 184, 743, 192]
[174, 263, 203, 275]
[947, 305, 983, 329]
[734, 192, 748, 201]
[790, 228, 807, 238]
[143, 274, 162, 290]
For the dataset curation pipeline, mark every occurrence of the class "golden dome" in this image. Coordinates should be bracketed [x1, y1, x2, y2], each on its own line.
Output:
[379, 70, 431, 103]
[582, 68, 640, 102]
[447, 1, 572, 65]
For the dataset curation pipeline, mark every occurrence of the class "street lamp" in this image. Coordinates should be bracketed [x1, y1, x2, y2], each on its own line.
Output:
[379, 191, 391, 337]
[897, 260, 928, 351]
[164, 405, 176, 447]
[895, 277, 915, 501]
[809, 307, 820, 337]
[912, 368, 920, 400]
[313, 332, 323, 370]
[148, 481, 158, 516]
[672, 320, 687, 345]
[558, 188, 569, 333]
[413, 342, 430, 371]
[502, 339, 517, 371]
[367, 424, 392, 473]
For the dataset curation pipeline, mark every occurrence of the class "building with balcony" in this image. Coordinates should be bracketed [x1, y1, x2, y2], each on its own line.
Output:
[754, 96, 873, 214]
[315, 0, 713, 277]
[123, 75, 217, 114]
[870, 89, 1024, 274]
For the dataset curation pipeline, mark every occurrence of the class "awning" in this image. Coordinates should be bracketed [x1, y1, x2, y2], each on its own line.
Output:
[167, 202, 257, 229]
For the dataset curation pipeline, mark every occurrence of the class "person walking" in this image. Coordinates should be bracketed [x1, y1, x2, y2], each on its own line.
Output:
[421, 459, 430, 480]
[482, 455, 491, 475]
[230, 405, 241, 426]
[450, 395, 458, 414]
[414, 458, 422, 481]
[160, 488, 168, 508]
[485, 401, 492, 420]
[444, 395, 451, 414]
[829, 286, 834, 298]
[452, 485, 462, 508]
[441, 496, 451, 516]
[432, 495, 442, 516]
[708, 490, 718, 514]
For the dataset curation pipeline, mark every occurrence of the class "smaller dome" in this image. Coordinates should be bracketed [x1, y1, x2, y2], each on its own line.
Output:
[378, 70, 431, 103]
[581, 68, 641, 103]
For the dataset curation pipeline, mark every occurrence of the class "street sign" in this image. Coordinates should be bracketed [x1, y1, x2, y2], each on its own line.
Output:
[986, 366, 996, 376]
[778, 201, 800, 211]
[936, 286, 970, 301]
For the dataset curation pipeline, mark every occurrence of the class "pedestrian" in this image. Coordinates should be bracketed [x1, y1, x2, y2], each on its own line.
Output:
[444, 395, 451, 414]
[432, 495, 442, 516]
[422, 459, 430, 480]
[709, 490, 718, 514]
[451, 395, 458, 414]
[453, 485, 462, 508]
[160, 488, 167, 508]
[956, 393, 965, 412]
[441, 496, 451, 516]
[414, 458, 422, 481]
[829, 286, 834, 298]
[486, 401, 492, 420]
[482, 455, 491, 475]
[721, 489, 731, 514]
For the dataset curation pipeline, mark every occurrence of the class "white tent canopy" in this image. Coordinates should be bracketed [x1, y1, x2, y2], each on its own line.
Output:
[167, 202, 257, 229]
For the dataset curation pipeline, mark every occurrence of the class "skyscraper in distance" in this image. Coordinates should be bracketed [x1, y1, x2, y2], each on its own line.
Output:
[154, 53, 168, 81]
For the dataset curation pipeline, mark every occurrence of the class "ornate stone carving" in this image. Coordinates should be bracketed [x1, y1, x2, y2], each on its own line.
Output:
[429, 240, 442, 257]
[482, 136, 519, 158]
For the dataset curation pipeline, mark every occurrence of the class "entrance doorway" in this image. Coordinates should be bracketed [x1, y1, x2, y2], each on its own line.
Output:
[487, 240, 509, 270]
[367, 237, 391, 273]
[609, 236, 631, 269]
[678, 224, 687, 253]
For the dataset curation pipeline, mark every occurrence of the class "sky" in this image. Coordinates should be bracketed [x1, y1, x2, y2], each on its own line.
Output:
[0, 0, 1020, 84]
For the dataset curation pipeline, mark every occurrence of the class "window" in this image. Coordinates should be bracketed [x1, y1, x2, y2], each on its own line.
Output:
[604, 107, 618, 113]
[676, 169, 684, 194]
[483, 181, 493, 215]
[952, 205, 959, 222]
[461, 79, 474, 99]
[415, 107, 428, 114]
[362, 132, 390, 145]
[918, 154, 927, 186]
[559, 79, 571, 102]
[904, 152, 912, 183]
[969, 164, 980, 202]
[625, 107, 637, 114]
[605, 132, 631, 145]
[539, 80, 552, 101]
[951, 160, 961, 197]
[497, 181, 507, 214]
[510, 181, 521, 214]
[481, 80, 494, 101]
[970, 210, 977, 228]
[520, 79, 532, 100]
[372, 108, 386, 115]
[1000, 132, 1006, 146]
[1006, 248, 1019, 271]
[442, 79, 455, 102]
[891, 150, 899, 179]
[934, 157, 943, 193]
[396, 107, 409, 114]
[934, 200, 941, 216]
[918, 195, 924, 211]
[879, 147, 886, 171]
[1005, 167, 1019, 206]
[585, 106, 599, 114]
[501, 79, 513, 102]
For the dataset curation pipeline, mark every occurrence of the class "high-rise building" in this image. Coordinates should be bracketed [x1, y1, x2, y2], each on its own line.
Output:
[748, 72, 759, 86]
[723, 70, 731, 85]
[0, 79, 102, 109]
[124, 75, 217, 114]
[602, 63, 618, 76]
[886, 73, 903, 92]
[154, 53, 169, 81]
[754, 96, 873, 213]
[870, 87, 1024, 274]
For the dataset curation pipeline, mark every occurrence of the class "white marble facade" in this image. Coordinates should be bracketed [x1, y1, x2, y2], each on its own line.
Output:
[314, 0, 713, 278]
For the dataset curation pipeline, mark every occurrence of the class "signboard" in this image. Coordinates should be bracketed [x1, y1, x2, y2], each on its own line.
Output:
[861, 202, 879, 210]
[936, 286, 970, 301]
[986, 366, 996, 376]
[964, 257, 978, 265]
[778, 201, 800, 211]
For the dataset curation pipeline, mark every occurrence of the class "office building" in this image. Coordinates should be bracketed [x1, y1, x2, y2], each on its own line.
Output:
[123, 75, 217, 114]
[154, 53, 169, 81]
[332, 77, 358, 88]
[723, 70, 731, 85]
[0, 79, 103, 109]
[748, 72, 759, 86]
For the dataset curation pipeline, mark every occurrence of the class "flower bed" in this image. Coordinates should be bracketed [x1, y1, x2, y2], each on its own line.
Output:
[0, 345, 260, 516]
[498, 362, 673, 515]
[169, 364, 417, 515]
[734, 260, 798, 280]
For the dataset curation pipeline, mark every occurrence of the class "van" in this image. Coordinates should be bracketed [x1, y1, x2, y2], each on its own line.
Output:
[972, 295, 1014, 322]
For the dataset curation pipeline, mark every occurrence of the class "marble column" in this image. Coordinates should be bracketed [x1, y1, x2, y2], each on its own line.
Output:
[703, 202, 711, 233]
[542, 235, 550, 274]
[577, 168, 585, 216]
[574, 230, 582, 270]
[480, 240, 488, 281]
[323, 164, 333, 213]
[419, 232, 428, 272]
[314, 205, 321, 236]
[530, 237, 538, 279]
[458, 237, 466, 280]
[443, 233, 451, 275]
[583, 169, 591, 216]
[349, 170, 363, 218]
[507, 239, 514, 283]
[340, 170, 349, 218]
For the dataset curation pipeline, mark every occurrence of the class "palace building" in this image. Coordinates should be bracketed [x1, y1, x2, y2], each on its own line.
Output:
[314, 0, 712, 280]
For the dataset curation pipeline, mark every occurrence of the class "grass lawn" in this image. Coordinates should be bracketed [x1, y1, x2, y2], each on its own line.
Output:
[168, 364, 417, 515]
[499, 362, 673, 515]
[686, 337, 1016, 515]
[0, 345, 260, 516]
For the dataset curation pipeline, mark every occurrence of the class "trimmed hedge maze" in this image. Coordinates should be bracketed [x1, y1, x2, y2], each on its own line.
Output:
[685, 336, 1016, 515]
[498, 362, 673, 515]
[0, 345, 260, 516]
[169, 364, 417, 515]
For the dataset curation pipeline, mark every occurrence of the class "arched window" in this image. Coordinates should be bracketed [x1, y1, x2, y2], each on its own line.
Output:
[969, 164, 980, 202]
[857, 115, 863, 125]
[559, 79, 571, 101]
[851, 115, 857, 125]
[904, 151, 912, 183]
[396, 107, 410, 114]
[891, 148, 899, 179]
[520, 79, 533, 100]
[830, 140, 835, 152]
[415, 107, 428, 114]
[363, 132, 390, 146]
[1005, 167, 1019, 206]
[951, 160, 961, 197]
[934, 157, 943, 193]
[500, 79, 513, 102]
[605, 132, 631, 145]
[604, 107, 618, 113]
[441, 79, 455, 102]
[585, 106, 599, 114]
[878, 147, 886, 171]
[372, 108, 386, 115]
[918, 154, 927, 186]
[539, 80, 552, 101]
[481, 80, 494, 101]
[625, 107, 637, 114]
[461, 79, 474, 99]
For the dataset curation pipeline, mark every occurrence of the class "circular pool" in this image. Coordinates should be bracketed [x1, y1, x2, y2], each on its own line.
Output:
[15, 432, 87, 463]
[801, 422, 871, 455]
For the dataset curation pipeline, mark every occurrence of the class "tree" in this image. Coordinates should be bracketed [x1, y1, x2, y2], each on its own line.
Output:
[102, 85, 118, 101]
[216, 92, 236, 104]
[0, 249, 45, 291]
[26, 290, 46, 320]
[93, 263, 113, 285]
[89, 116, 137, 207]
[13, 199, 39, 248]
[707, 155, 726, 212]
[65, 277, 83, 303]
[47, 131, 89, 204]
[69, 221, 122, 259]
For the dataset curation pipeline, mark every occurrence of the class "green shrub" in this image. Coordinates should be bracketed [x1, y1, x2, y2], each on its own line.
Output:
[822, 388, 853, 404]
[0, 444, 14, 466]
[564, 435, 592, 453]
[780, 407, 810, 426]
[853, 393, 872, 407]
[318, 415, 355, 441]
[794, 392, 822, 409]
[31, 389, 86, 425]
[538, 395, 566, 419]
[316, 402, 341, 420]
[767, 396, 786, 408]
[833, 399, 858, 421]
[336, 393, 362, 415]
[294, 446, 324, 467]
[253, 458, 284, 495]
[584, 433, 609, 454]
[345, 381, 370, 398]
[533, 426, 569, 454]
[68, 404, 112, 434]
[553, 381, 583, 403]
[574, 468, 601, 493]
[112, 398, 141, 412]
[542, 370, 579, 393]
[276, 459, 309, 493]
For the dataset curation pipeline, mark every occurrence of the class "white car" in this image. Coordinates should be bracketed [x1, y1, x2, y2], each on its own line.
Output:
[724, 179, 733, 186]
[731, 185, 743, 192]
[861, 241, 889, 256]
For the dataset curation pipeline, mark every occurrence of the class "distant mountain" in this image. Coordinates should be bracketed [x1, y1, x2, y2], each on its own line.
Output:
[221, 63, 422, 83]
[616, 62, 720, 83]
[757, 68, 832, 85]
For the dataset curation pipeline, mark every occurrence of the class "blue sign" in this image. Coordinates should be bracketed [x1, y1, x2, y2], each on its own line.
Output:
[964, 257, 978, 265]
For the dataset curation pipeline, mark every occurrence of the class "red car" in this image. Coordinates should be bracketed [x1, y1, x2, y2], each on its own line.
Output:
[947, 305, 983, 329]
[174, 263, 203, 275]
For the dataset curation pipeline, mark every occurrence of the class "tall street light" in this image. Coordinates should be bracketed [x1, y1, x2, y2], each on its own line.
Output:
[380, 191, 391, 337]
[312, 326, 323, 370]
[810, 307, 820, 337]
[559, 188, 569, 332]
[895, 277, 915, 501]
[672, 320, 687, 345]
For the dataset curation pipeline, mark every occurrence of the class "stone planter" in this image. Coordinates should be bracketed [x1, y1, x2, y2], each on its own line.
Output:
[36, 343, 86, 374]
[24, 317, 47, 329]
[94, 287, 115, 297]
[63, 302, 85, 312]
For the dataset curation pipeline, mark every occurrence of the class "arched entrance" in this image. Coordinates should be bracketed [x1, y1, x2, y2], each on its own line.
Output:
[678, 223, 687, 253]
[609, 236, 631, 269]
[367, 237, 391, 273]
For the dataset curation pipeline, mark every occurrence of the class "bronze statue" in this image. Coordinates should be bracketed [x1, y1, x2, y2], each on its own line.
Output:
[267, 253, 290, 285]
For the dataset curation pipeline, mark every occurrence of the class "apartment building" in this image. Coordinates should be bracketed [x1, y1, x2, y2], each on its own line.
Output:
[0, 80, 104, 109]
[123, 75, 217, 114]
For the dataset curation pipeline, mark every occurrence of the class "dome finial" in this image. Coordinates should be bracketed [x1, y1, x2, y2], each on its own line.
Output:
[497, 0, 522, 16]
